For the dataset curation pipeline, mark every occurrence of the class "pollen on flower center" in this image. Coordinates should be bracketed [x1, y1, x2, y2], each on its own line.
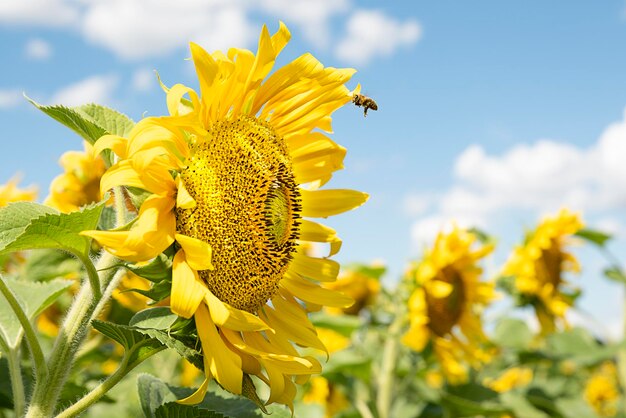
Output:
[426, 267, 466, 336]
[175, 116, 301, 313]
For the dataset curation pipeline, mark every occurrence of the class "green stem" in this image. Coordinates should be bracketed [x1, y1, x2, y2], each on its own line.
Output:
[376, 313, 405, 418]
[54, 345, 164, 418]
[0, 274, 48, 381]
[76, 252, 102, 300]
[6, 346, 25, 418]
[25, 252, 119, 418]
[354, 381, 375, 418]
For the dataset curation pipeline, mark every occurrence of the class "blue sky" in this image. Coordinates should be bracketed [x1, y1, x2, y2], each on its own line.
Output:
[2, 1, 626, 336]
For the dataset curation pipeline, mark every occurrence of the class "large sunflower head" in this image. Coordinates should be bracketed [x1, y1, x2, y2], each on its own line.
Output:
[82, 23, 367, 409]
[502, 209, 583, 333]
[45, 141, 107, 213]
[401, 226, 495, 383]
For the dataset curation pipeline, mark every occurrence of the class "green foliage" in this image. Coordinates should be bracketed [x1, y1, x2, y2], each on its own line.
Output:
[575, 228, 612, 247]
[137, 374, 291, 418]
[492, 318, 533, 350]
[0, 202, 103, 258]
[0, 277, 73, 348]
[27, 99, 134, 144]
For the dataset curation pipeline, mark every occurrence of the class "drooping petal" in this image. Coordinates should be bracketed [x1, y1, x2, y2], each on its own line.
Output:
[204, 290, 269, 331]
[194, 304, 243, 394]
[171, 249, 207, 318]
[175, 233, 213, 271]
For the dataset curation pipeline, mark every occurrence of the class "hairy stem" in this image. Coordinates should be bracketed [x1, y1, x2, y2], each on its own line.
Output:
[54, 345, 164, 418]
[25, 252, 119, 418]
[376, 313, 405, 418]
[0, 274, 48, 381]
[7, 347, 25, 418]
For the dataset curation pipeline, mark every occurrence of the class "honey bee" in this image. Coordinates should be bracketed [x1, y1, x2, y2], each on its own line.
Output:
[352, 93, 378, 117]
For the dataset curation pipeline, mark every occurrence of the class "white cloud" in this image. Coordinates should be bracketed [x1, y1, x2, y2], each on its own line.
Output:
[403, 193, 433, 216]
[80, 0, 256, 59]
[0, 0, 79, 27]
[0, 90, 23, 109]
[25, 38, 53, 60]
[335, 10, 421, 65]
[407, 107, 626, 249]
[257, 0, 351, 48]
[132, 68, 155, 92]
[50, 75, 118, 107]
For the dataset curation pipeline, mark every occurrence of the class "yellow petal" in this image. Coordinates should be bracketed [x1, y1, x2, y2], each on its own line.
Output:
[94, 134, 128, 159]
[175, 234, 213, 271]
[280, 276, 353, 308]
[175, 176, 196, 209]
[204, 290, 268, 331]
[195, 304, 243, 394]
[290, 253, 339, 282]
[171, 249, 206, 318]
[401, 323, 430, 352]
[260, 307, 327, 353]
[177, 377, 210, 405]
[300, 189, 368, 218]
[427, 280, 454, 298]
[299, 220, 342, 256]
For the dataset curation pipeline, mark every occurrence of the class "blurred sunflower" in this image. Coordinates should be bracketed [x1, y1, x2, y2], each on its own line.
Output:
[82, 23, 367, 409]
[0, 176, 37, 272]
[584, 361, 620, 417]
[45, 141, 107, 213]
[502, 209, 583, 333]
[325, 263, 382, 316]
[0, 175, 37, 207]
[302, 376, 349, 418]
[401, 226, 495, 383]
[484, 367, 533, 393]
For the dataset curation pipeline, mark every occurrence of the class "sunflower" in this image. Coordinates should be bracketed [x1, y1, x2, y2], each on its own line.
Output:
[484, 367, 533, 393]
[45, 141, 107, 213]
[0, 175, 37, 207]
[325, 263, 381, 316]
[302, 376, 350, 418]
[584, 362, 620, 417]
[502, 209, 583, 333]
[401, 226, 495, 383]
[82, 23, 367, 409]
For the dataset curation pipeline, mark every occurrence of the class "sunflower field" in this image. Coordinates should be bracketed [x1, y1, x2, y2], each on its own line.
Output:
[1, 23, 625, 418]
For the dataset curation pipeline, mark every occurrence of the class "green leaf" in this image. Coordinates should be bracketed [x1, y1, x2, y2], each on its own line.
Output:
[547, 328, 598, 357]
[19, 249, 82, 282]
[74, 104, 135, 137]
[126, 254, 173, 282]
[309, 312, 362, 337]
[442, 383, 507, 417]
[344, 263, 387, 281]
[155, 403, 224, 418]
[554, 397, 598, 418]
[0, 202, 57, 250]
[93, 320, 203, 371]
[0, 278, 73, 348]
[137, 374, 281, 418]
[500, 392, 549, 418]
[0, 202, 104, 258]
[575, 228, 612, 247]
[323, 349, 372, 381]
[27, 98, 108, 145]
[492, 318, 533, 350]
[130, 308, 178, 330]
[604, 267, 626, 284]
[91, 320, 165, 370]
